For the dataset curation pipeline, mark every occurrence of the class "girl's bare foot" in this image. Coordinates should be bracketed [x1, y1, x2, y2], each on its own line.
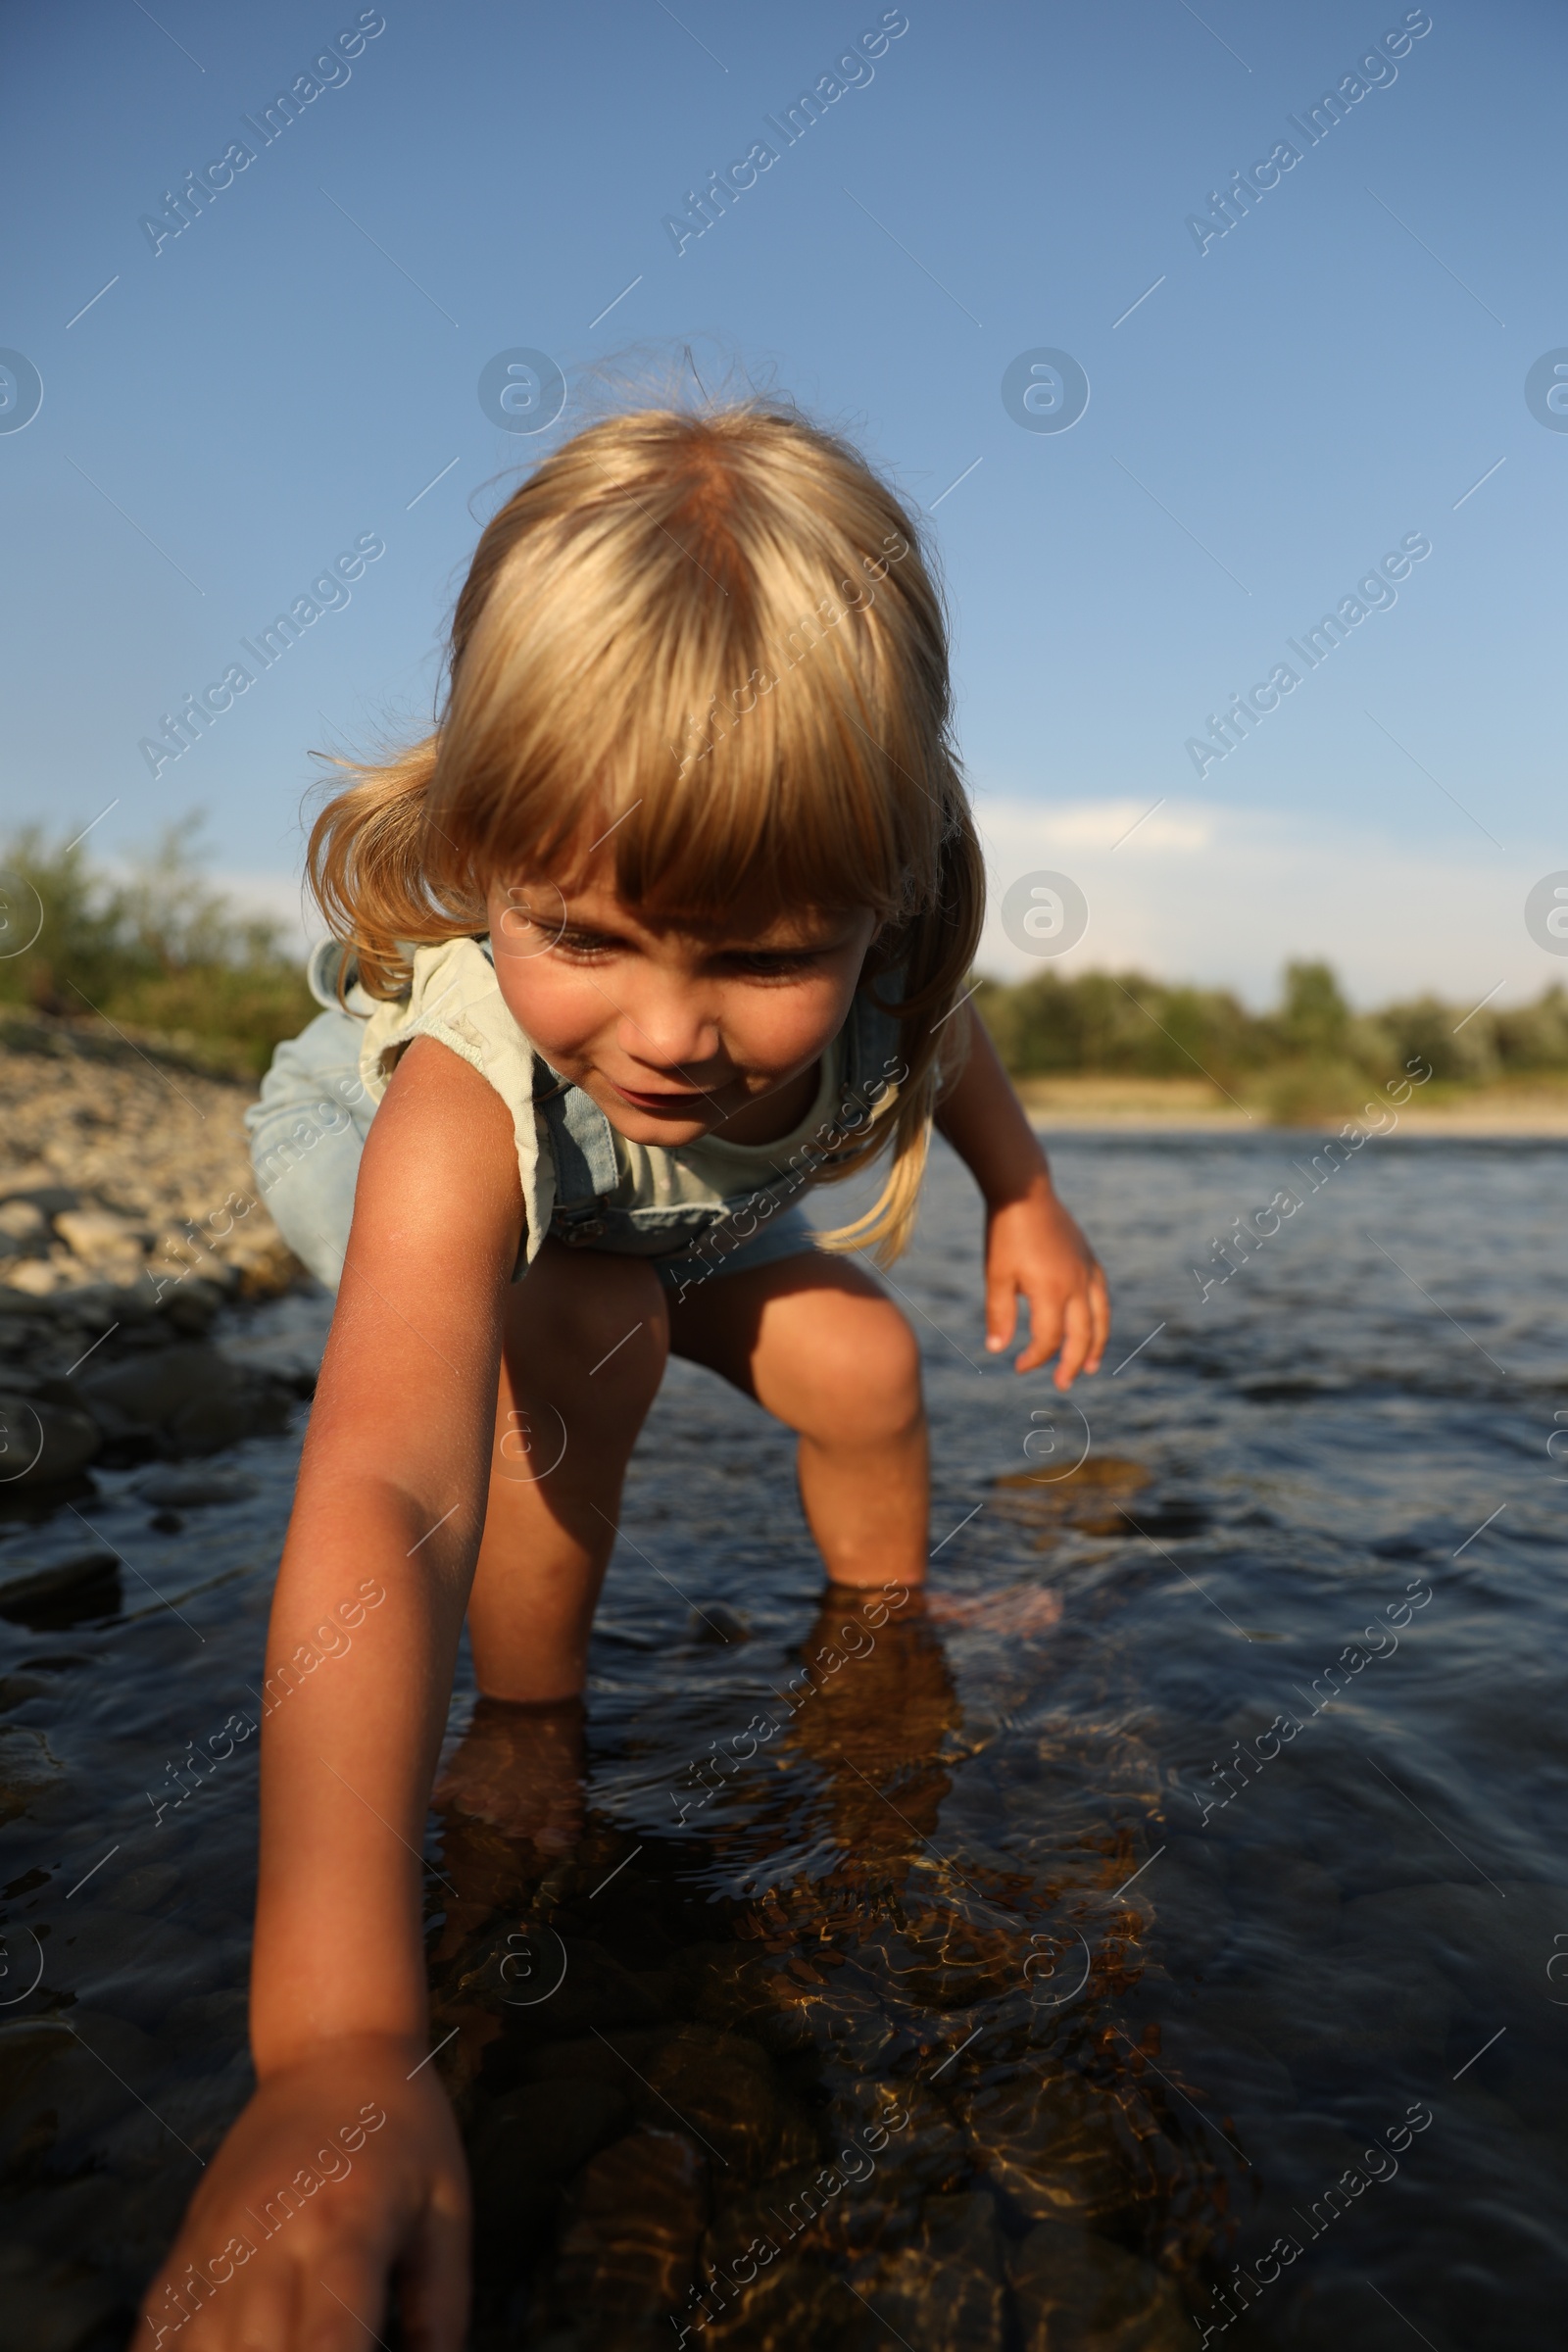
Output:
[433, 1695, 587, 1850]
[927, 1584, 1063, 1638]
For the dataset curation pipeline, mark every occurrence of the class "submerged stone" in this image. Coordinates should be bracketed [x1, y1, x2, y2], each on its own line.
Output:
[555, 2124, 709, 2318]
[1009, 2219, 1192, 2349]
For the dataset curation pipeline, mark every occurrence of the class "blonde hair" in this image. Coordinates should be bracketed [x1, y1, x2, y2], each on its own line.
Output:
[308, 399, 983, 1258]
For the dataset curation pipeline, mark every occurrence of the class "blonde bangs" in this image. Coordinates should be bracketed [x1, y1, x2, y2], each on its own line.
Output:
[426, 412, 942, 934]
[307, 399, 984, 1258]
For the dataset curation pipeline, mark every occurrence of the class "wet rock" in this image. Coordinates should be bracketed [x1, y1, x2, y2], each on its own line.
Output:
[0, 1723, 64, 1823]
[639, 2024, 781, 2178]
[1114, 1498, 1210, 1541]
[468, 2075, 631, 2233]
[135, 1465, 260, 1508]
[992, 1456, 1153, 1544]
[959, 2073, 1151, 2230]
[454, 1929, 663, 2045]
[688, 1601, 751, 1646]
[73, 1343, 292, 1456]
[0, 1680, 53, 1711]
[1370, 1533, 1439, 1562]
[515, 2029, 668, 2092]
[861, 2189, 1007, 2350]
[0, 2011, 162, 2174]
[692, 1947, 903, 2067]
[102, 1862, 184, 1913]
[855, 1899, 1031, 2012]
[0, 1548, 120, 1630]
[0, 2238, 122, 2352]
[1009, 2220, 1192, 2350]
[156, 1275, 230, 1335]
[0, 1392, 99, 1489]
[691, 2254, 854, 2351]
[555, 2125, 709, 2318]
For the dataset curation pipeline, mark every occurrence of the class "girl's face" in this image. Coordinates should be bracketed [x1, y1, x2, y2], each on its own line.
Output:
[484, 858, 878, 1148]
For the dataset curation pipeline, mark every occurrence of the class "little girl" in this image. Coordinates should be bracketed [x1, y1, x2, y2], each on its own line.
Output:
[142, 399, 1108, 2348]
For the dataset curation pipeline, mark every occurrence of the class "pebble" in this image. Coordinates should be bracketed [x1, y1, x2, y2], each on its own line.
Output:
[0, 1393, 99, 1488]
[0, 1548, 120, 1626]
[134, 1467, 260, 1508]
[862, 2190, 1008, 2350]
[0, 1019, 297, 1306]
[74, 1343, 293, 1459]
[1009, 2219, 1193, 2350]
[554, 2126, 709, 2318]
[0, 1025, 312, 1491]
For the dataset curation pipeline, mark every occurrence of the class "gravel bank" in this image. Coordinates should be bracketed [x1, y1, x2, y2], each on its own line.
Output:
[0, 1017, 309, 1502]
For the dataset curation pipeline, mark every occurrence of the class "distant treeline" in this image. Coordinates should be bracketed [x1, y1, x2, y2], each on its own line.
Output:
[0, 824, 314, 1077]
[975, 960, 1568, 1119]
[4, 823, 1562, 1110]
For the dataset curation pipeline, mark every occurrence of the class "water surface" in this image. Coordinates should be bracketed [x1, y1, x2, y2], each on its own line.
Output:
[1, 1132, 1564, 2350]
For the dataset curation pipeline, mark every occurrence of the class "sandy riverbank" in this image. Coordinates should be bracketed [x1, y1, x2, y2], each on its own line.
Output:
[1016, 1075, 1568, 1136]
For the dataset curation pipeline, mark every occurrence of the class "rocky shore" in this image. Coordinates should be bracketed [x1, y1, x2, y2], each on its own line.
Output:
[0, 1016, 310, 1505]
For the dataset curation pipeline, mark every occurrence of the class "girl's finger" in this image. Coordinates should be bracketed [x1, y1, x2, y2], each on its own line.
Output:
[984, 1264, 1019, 1355]
[1053, 1291, 1093, 1390]
[1085, 1265, 1110, 1372]
[398, 2184, 471, 2352]
[1014, 1281, 1064, 1375]
[310, 2249, 397, 2350]
[177, 2254, 295, 2348]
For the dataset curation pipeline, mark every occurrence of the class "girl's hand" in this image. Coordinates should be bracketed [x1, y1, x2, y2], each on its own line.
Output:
[136, 2035, 468, 2349]
[983, 1178, 1109, 1388]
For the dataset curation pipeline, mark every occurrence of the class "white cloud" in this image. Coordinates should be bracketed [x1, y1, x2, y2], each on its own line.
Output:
[1035, 799, 1215, 854]
[973, 793, 1559, 1008]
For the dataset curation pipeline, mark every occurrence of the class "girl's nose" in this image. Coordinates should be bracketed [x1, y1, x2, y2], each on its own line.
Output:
[616, 982, 721, 1073]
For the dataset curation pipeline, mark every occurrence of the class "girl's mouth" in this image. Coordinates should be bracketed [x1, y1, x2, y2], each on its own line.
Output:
[609, 1078, 719, 1113]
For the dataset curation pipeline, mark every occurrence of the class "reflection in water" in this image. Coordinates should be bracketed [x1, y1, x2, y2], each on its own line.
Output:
[434, 1583, 1229, 2348]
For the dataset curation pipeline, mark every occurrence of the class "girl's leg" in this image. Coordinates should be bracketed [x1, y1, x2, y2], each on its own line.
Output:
[466, 1239, 669, 1701]
[668, 1254, 929, 1589]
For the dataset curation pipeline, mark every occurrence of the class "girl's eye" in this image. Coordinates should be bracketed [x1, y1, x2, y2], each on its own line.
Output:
[552, 930, 620, 959]
[723, 950, 823, 978]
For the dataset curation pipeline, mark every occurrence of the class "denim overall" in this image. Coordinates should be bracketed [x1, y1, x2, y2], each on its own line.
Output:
[245, 940, 906, 1298]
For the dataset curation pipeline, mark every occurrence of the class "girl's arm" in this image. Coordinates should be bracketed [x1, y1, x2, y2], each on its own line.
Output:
[934, 1009, 1109, 1387]
[140, 1037, 522, 2352]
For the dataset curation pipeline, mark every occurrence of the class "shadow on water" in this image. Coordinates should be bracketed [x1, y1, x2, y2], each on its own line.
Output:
[2, 1135, 1568, 2347]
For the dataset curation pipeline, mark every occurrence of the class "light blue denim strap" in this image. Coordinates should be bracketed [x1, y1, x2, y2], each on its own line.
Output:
[534, 1064, 621, 1241]
[843, 969, 907, 1102]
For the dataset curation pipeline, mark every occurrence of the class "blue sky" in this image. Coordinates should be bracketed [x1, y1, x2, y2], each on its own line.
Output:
[2, 0, 1564, 1004]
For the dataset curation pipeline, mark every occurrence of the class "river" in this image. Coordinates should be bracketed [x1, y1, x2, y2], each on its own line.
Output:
[1, 1129, 1563, 2350]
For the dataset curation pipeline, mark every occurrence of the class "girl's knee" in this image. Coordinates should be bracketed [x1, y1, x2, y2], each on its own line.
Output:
[800, 1296, 923, 1444]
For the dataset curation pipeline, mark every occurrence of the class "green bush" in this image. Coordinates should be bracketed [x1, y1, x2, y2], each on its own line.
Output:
[0, 820, 314, 1077]
[978, 959, 1568, 1097]
[973, 968, 1266, 1084]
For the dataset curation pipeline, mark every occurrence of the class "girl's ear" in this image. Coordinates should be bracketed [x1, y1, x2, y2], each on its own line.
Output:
[863, 906, 901, 956]
[862, 913, 912, 979]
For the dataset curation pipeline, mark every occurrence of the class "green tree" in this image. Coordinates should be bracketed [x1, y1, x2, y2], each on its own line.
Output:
[0, 817, 314, 1075]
